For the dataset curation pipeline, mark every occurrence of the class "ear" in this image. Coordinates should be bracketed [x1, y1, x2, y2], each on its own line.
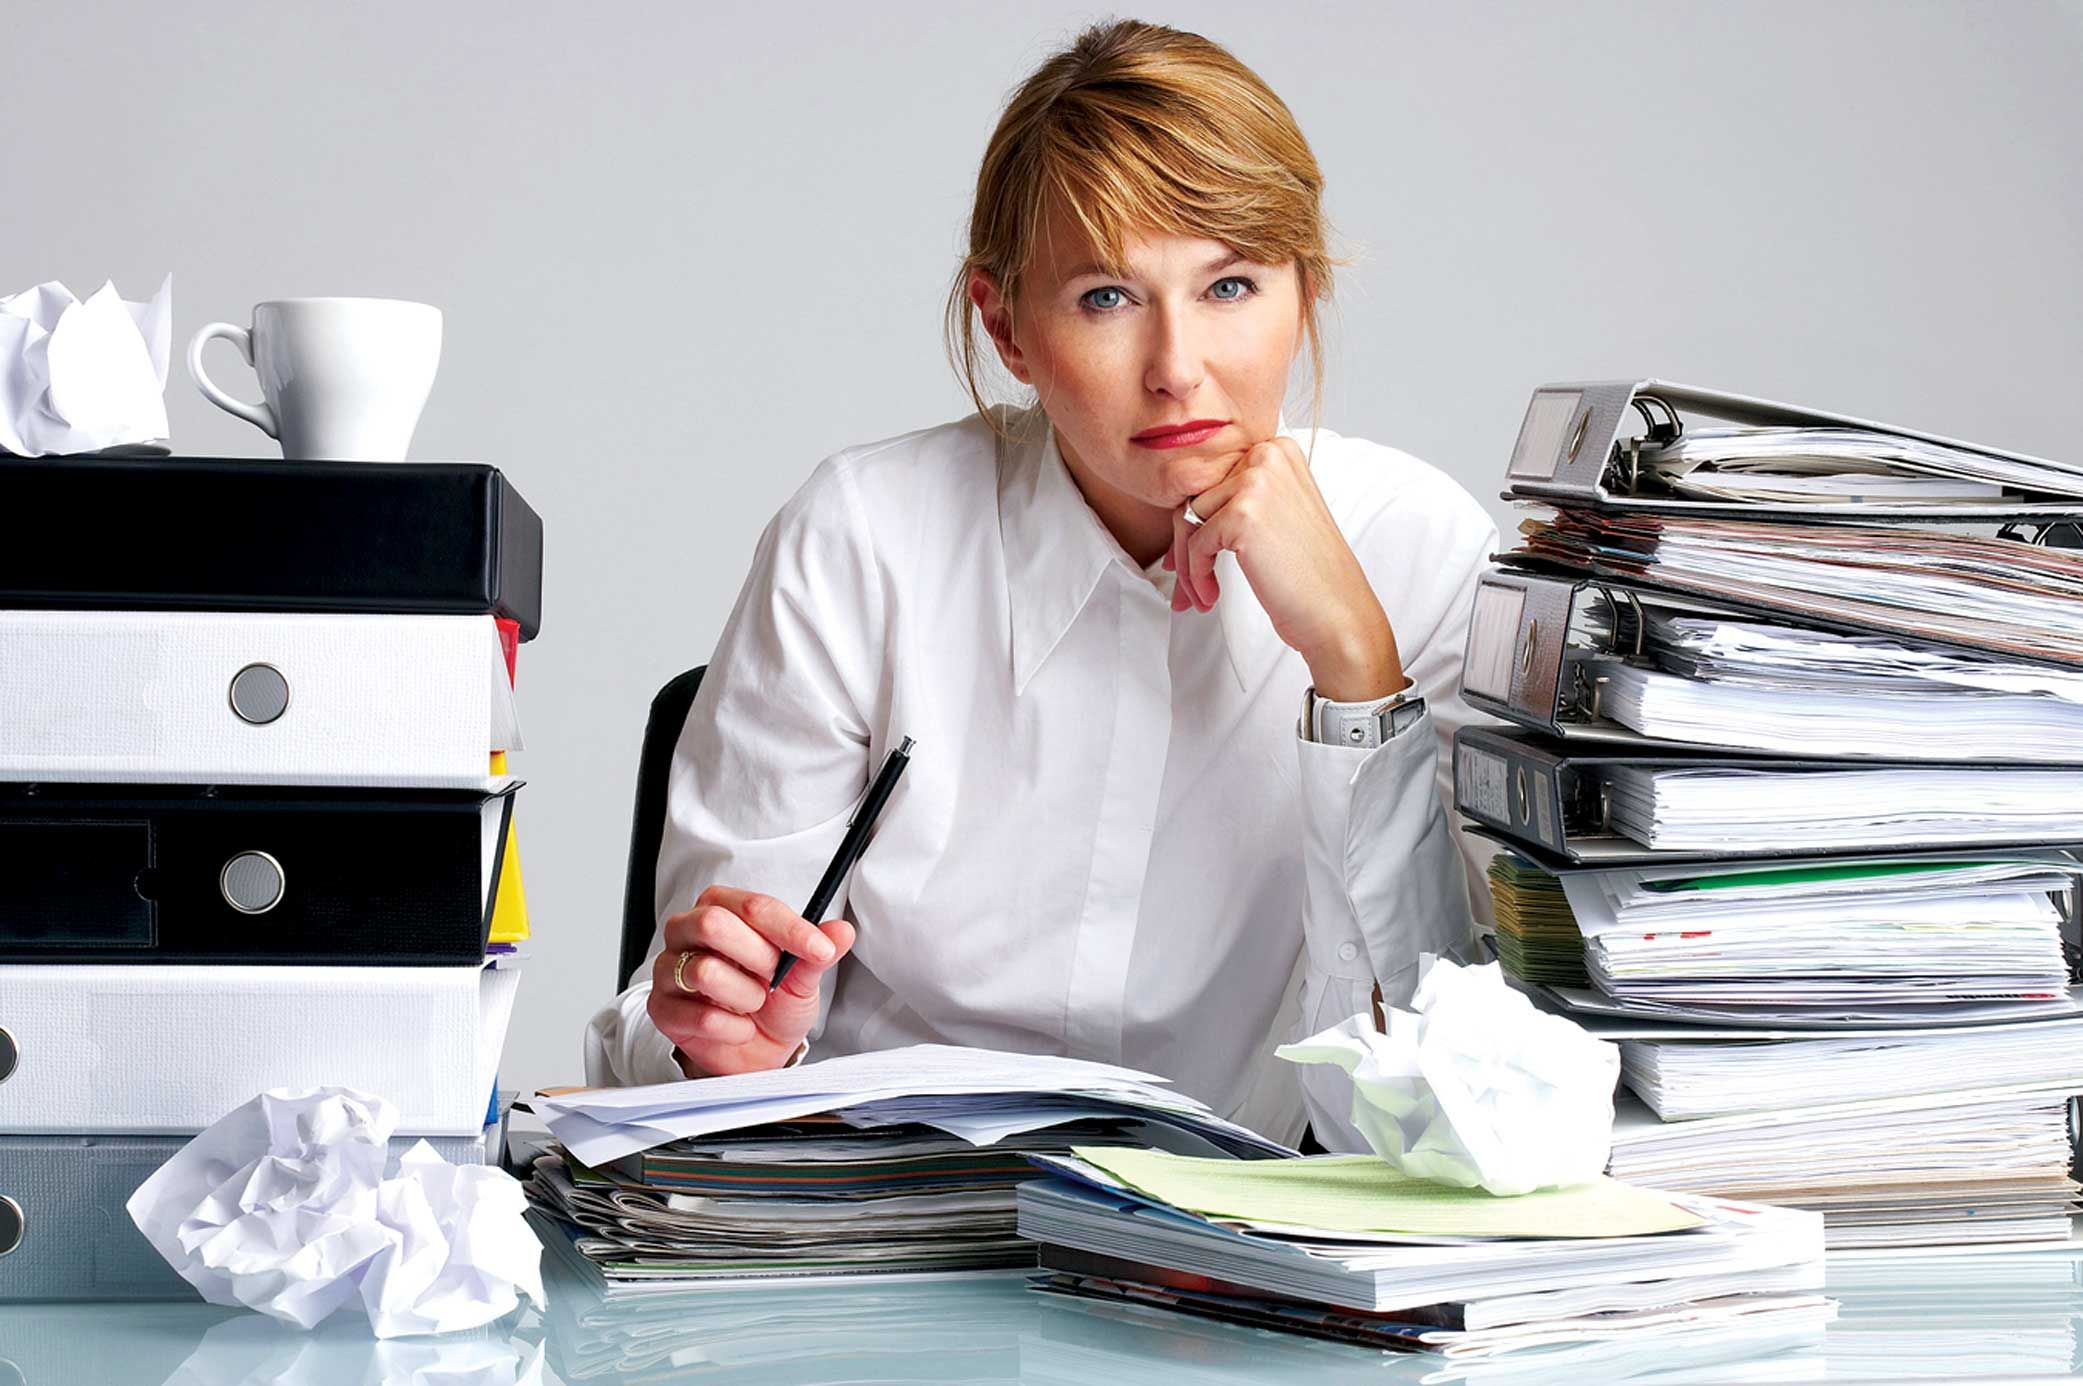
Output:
[968, 269, 1033, 386]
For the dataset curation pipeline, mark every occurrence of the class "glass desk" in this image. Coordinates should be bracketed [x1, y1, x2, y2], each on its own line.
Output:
[3, 1250, 2079, 1385]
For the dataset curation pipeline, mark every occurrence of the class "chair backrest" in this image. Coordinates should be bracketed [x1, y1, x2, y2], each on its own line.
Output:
[619, 665, 707, 992]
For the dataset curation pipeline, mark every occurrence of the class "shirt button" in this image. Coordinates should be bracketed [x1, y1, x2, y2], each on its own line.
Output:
[1337, 942, 1358, 962]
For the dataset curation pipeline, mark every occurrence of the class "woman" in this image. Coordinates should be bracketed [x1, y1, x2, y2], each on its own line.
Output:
[586, 19, 1500, 1149]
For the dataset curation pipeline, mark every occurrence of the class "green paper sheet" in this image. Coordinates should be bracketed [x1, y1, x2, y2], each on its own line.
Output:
[1069, 1147, 1705, 1240]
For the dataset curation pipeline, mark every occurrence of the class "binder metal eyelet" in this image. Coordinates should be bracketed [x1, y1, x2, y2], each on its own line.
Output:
[0, 1026, 14, 1083]
[1518, 619, 1540, 682]
[228, 663, 291, 726]
[0, 1194, 21, 1257]
[220, 851, 286, 915]
[1513, 767, 1529, 825]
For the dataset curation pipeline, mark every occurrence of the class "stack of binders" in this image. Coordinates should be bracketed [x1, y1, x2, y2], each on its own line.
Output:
[0, 454, 544, 1300]
[1454, 379, 2083, 1251]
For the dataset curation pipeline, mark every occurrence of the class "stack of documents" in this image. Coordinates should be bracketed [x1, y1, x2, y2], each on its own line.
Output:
[1487, 853, 1587, 987]
[1015, 1146, 1832, 1361]
[1596, 612, 2083, 761]
[1480, 851, 2083, 1249]
[1637, 426, 2083, 505]
[1563, 858, 2074, 1011]
[524, 1045, 1291, 1291]
[1516, 509, 2083, 663]
[1618, 1016, 2083, 1121]
[1471, 380, 2083, 1254]
[1602, 764, 2083, 853]
[1607, 1087, 2081, 1251]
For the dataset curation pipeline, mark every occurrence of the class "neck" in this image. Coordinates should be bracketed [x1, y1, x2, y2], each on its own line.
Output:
[1054, 432, 1174, 568]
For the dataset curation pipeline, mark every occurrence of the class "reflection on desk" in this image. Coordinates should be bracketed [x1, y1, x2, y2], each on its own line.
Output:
[2, 1251, 2080, 1385]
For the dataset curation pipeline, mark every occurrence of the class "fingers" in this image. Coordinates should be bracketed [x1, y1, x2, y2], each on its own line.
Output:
[648, 988, 761, 1049]
[693, 884, 837, 967]
[1175, 461, 1259, 613]
[664, 902, 782, 978]
[1169, 507, 1203, 612]
[774, 918, 858, 1001]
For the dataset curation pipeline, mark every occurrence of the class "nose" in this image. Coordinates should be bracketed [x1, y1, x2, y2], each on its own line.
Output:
[1142, 303, 1206, 401]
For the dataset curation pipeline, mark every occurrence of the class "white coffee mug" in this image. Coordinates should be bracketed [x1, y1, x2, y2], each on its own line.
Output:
[187, 298, 442, 461]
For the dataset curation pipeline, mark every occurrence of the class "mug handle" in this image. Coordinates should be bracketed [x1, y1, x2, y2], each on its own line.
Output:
[186, 322, 279, 438]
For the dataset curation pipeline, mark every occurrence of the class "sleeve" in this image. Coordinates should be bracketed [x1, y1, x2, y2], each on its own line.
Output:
[1285, 481, 1503, 1149]
[582, 453, 887, 1087]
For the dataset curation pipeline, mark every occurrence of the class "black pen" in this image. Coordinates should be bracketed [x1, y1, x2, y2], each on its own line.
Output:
[770, 735, 915, 991]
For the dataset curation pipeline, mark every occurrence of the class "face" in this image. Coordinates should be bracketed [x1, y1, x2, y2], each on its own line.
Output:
[971, 202, 1305, 555]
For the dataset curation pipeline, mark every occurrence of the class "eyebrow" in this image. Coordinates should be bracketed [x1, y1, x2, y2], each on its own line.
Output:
[1064, 250, 1249, 281]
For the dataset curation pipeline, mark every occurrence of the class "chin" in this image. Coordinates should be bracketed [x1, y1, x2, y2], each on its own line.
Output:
[1162, 453, 1242, 500]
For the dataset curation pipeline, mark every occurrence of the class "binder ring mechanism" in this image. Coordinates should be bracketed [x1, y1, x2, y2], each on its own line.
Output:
[1572, 583, 1648, 722]
[1999, 520, 2083, 549]
[1614, 393, 1683, 494]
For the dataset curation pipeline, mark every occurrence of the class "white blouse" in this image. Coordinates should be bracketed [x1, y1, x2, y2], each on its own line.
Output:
[585, 406, 1501, 1148]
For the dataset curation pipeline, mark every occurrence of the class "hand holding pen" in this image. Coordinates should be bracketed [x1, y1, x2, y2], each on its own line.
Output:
[645, 738, 914, 1079]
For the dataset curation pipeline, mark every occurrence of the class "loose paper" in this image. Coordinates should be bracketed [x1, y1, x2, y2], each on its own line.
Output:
[1277, 957, 1621, 1196]
[1062, 1146, 1703, 1239]
[0, 275, 172, 455]
[126, 1087, 545, 1337]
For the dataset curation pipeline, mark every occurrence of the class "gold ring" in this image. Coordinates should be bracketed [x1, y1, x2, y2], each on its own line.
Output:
[673, 950, 696, 994]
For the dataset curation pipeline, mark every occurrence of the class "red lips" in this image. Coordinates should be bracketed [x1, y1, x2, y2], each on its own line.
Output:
[1131, 419, 1228, 448]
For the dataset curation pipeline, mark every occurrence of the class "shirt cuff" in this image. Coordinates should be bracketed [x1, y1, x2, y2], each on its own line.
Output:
[582, 981, 686, 1087]
[1294, 704, 1472, 999]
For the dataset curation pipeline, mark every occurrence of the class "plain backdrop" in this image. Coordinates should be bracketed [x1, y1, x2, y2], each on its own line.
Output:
[6, 1, 2081, 1098]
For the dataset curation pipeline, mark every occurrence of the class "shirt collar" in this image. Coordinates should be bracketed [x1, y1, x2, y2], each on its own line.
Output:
[997, 408, 1292, 697]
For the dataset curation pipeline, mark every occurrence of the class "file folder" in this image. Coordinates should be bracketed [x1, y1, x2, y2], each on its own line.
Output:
[1453, 725, 2083, 867]
[1464, 569, 2083, 757]
[1503, 378, 2083, 524]
[0, 1131, 492, 1302]
[0, 611, 520, 787]
[0, 784, 520, 964]
[0, 456, 543, 639]
[0, 962, 520, 1135]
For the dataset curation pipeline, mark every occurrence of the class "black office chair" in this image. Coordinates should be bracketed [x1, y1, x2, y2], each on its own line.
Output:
[617, 665, 706, 992]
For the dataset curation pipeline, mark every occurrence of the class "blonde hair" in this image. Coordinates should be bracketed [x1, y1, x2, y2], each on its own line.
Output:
[945, 19, 1338, 435]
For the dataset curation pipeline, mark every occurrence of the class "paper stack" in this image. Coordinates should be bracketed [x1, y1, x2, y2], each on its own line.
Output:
[1487, 854, 1587, 988]
[523, 1044, 1291, 1294]
[0, 450, 544, 1301]
[1596, 611, 2083, 762]
[1014, 1146, 1832, 1363]
[1465, 379, 2083, 1252]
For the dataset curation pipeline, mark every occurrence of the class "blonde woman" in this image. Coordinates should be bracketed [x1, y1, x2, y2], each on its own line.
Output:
[588, 19, 1500, 1149]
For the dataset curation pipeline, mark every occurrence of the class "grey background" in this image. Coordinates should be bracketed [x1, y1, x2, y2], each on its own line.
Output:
[7, 1, 2081, 1098]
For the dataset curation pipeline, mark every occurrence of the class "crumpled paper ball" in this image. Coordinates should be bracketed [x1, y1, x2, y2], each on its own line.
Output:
[0, 274, 173, 455]
[1275, 957, 1620, 1196]
[125, 1087, 545, 1338]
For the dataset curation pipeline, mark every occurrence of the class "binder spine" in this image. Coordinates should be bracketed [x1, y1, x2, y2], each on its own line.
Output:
[0, 964, 511, 1136]
[0, 1133, 489, 1302]
[0, 787, 501, 965]
[1453, 729, 1570, 857]
[1463, 571, 1581, 732]
[0, 458, 543, 639]
[0, 611, 504, 787]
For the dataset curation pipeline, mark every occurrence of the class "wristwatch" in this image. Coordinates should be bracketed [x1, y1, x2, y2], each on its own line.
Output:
[1298, 677, 1426, 750]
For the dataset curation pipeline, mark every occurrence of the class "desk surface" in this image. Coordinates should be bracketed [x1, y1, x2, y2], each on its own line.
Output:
[3, 1250, 2079, 1385]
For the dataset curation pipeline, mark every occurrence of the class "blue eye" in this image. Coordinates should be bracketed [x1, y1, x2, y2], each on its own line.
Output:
[1081, 286, 1128, 312]
[1210, 276, 1257, 301]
